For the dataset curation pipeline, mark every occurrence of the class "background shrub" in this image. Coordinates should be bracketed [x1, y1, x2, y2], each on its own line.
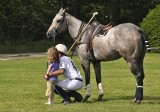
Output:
[140, 4, 160, 48]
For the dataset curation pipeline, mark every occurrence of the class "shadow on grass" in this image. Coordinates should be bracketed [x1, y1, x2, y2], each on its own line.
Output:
[81, 96, 160, 104]
[143, 96, 160, 104]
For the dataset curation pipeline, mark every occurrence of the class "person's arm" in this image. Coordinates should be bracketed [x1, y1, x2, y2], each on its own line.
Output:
[46, 64, 51, 74]
[48, 68, 65, 76]
[44, 64, 52, 80]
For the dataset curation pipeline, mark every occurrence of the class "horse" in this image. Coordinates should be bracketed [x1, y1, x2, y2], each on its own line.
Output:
[46, 8, 147, 104]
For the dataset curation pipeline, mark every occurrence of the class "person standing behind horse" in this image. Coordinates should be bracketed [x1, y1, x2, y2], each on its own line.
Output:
[44, 47, 59, 105]
[46, 44, 83, 104]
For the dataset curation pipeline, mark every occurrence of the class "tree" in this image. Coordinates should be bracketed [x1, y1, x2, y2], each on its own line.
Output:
[108, 0, 120, 25]
[71, 0, 82, 18]
[0, 0, 159, 49]
[140, 4, 160, 47]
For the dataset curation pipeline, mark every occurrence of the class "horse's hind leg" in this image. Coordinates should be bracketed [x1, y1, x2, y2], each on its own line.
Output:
[127, 59, 144, 104]
[135, 58, 145, 104]
[92, 61, 104, 101]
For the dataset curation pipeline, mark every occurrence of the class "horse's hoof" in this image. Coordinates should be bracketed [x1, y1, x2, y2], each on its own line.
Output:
[135, 100, 141, 104]
[83, 95, 90, 102]
[131, 98, 137, 103]
[131, 98, 141, 104]
[97, 94, 103, 101]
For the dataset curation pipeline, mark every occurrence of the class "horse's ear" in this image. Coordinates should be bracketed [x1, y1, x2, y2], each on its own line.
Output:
[59, 8, 63, 12]
[60, 9, 65, 16]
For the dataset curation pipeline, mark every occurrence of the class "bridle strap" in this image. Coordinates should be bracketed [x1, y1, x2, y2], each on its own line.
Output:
[55, 14, 66, 33]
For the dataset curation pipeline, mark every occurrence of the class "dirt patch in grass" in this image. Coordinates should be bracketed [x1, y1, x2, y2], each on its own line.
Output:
[0, 53, 46, 61]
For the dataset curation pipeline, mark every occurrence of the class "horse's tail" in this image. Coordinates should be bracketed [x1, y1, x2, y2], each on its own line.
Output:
[139, 30, 150, 52]
[138, 30, 147, 59]
[144, 36, 151, 52]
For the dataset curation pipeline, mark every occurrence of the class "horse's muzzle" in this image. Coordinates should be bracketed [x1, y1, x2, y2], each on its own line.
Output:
[46, 28, 57, 38]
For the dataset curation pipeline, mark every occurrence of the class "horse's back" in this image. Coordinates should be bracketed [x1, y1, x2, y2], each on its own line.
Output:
[93, 23, 145, 61]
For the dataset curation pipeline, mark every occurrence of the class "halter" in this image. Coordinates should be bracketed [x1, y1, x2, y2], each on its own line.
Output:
[54, 14, 67, 33]
[56, 13, 85, 40]
[49, 15, 66, 46]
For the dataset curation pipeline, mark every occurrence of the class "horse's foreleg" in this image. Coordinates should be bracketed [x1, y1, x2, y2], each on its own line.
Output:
[92, 61, 104, 101]
[127, 60, 144, 104]
[81, 59, 91, 102]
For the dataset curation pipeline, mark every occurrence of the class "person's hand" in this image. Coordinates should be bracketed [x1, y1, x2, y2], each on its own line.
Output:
[44, 74, 49, 80]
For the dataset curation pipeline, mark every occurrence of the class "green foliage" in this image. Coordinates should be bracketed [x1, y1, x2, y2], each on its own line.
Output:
[0, 0, 59, 41]
[0, 54, 160, 111]
[140, 4, 160, 47]
[119, 0, 155, 25]
[0, 0, 160, 53]
[80, 1, 107, 24]
[0, 40, 53, 53]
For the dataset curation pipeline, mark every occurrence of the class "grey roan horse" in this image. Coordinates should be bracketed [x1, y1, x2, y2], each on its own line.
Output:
[46, 8, 146, 104]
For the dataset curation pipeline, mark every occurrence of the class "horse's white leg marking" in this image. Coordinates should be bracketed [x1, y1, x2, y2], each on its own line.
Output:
[98, 83, 104, 95]
[86, 84, 91, 96]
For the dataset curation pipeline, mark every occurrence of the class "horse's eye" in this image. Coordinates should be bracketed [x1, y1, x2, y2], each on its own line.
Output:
[57, 20, 61, 22]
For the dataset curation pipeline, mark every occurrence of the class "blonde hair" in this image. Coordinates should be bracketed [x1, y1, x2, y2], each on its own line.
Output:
[47, 47, 59, 63]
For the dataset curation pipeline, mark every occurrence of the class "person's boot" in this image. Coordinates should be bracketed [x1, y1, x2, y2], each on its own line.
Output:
[67, 91, 83, 103]
[54, 85, 71, 104]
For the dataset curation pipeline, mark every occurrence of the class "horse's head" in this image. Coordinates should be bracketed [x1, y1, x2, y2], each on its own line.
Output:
[46, 8, 67, 38]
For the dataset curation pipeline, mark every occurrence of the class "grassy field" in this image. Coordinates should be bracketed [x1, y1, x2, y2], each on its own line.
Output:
[0, 53, 160, 112]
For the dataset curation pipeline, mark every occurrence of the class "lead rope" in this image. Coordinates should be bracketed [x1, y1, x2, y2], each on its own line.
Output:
[53, 36, 55, 46]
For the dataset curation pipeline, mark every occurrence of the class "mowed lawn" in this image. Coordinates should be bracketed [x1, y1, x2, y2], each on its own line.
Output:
[0, 53, 160, 112]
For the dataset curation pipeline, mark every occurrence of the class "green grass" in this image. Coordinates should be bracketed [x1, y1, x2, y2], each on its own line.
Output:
[0, 53, 160, 112]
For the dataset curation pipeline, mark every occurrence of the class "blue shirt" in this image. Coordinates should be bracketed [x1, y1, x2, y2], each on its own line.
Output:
[48, 62, 59, 81]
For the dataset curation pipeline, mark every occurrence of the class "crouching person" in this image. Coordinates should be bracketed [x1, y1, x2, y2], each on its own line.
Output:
[46, 44, 83, 104]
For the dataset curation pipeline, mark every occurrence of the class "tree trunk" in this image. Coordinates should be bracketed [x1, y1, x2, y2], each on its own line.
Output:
[71, 0, 82, 18]
[108, 0, 120, 25]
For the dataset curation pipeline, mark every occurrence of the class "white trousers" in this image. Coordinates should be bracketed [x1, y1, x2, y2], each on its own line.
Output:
[57, 79, 83, 91]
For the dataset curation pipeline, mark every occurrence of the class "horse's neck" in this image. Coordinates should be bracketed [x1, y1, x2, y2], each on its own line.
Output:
[65, 14, 83, 39]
